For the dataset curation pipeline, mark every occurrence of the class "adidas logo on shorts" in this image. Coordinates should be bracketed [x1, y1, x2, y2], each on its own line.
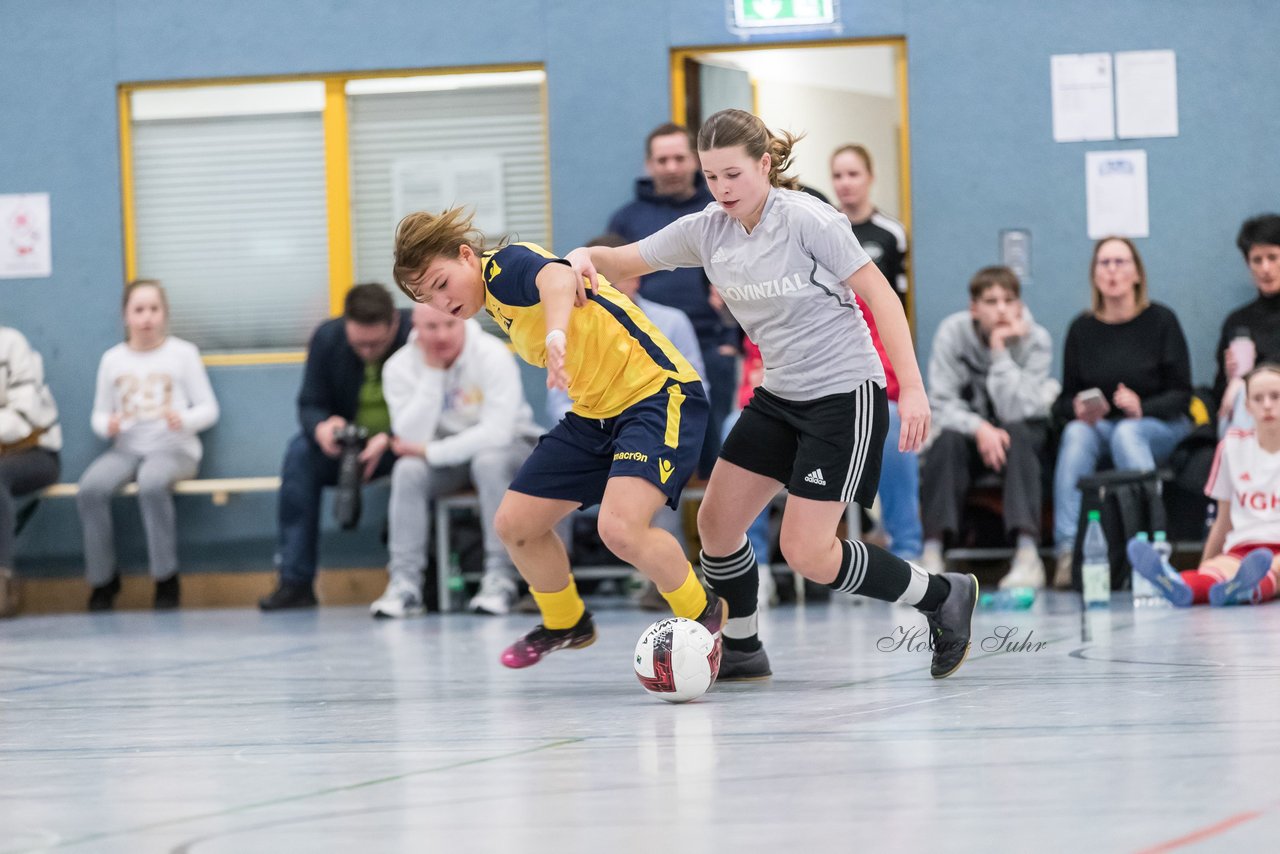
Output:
[709, 246, 729, 264]
[804, 468, 827, 486]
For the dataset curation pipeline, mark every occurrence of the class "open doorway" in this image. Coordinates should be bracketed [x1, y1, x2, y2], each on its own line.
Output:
[671, 40, 913, 323]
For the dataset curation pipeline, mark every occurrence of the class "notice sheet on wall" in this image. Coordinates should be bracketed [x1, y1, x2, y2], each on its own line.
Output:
[1115, 50, 1179, 139]
[0, 193, 52, 279]
[1085, 150, 1149, 239]
[391, 156, 506, 237]
[1051, 53, 1115, 142]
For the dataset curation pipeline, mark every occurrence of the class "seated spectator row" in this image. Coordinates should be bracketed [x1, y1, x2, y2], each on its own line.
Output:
[2, 128, 1277, 618]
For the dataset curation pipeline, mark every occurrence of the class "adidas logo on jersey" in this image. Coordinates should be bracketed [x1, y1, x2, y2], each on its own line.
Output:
[804, 468, 827, 486]
[709, 247, 729, 264]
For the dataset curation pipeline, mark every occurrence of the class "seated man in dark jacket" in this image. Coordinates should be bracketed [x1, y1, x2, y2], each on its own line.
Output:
[260, 283, 411, 610]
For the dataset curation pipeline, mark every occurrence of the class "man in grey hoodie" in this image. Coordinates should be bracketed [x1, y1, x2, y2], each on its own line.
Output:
[920, 267, 1058, 588]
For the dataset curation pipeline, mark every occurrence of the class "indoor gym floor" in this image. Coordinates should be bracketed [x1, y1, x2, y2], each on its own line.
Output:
[2, 592, 1277, 853]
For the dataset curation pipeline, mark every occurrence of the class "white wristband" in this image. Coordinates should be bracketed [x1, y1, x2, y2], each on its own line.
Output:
[545, 328, 566, 347]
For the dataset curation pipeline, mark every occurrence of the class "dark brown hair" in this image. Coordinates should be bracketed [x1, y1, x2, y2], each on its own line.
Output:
[343, 282, 396, 325]
[645, 123, 696, 159]
[968, 266, 1021, 301]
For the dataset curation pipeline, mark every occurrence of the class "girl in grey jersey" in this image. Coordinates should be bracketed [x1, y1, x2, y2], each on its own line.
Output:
[569, 109, 978, 681]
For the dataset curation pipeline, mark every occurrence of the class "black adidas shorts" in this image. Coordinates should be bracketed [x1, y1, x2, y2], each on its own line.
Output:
[720, 380, 889, 504]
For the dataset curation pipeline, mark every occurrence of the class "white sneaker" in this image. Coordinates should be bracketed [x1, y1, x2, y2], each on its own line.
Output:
[758, 562, 778, 609]
[999, 547, 1046, 590]
[469, 575, 517, 616]
[919, 544, 945, 576]
[370, 578, 425, 619]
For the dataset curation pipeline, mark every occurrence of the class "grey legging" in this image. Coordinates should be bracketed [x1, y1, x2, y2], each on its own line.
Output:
[76, 448, 198, 585]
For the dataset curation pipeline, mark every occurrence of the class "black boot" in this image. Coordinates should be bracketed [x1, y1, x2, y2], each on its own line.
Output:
[88, 574, 122, 612]
[154, 574, 180, 610]
[258, 580, 318, 611]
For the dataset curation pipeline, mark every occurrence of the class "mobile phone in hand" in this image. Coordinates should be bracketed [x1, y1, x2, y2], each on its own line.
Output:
[1076, 387, 1108, 419]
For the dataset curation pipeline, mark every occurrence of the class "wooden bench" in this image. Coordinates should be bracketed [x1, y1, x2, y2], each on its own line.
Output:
[37, 476, 282, 505]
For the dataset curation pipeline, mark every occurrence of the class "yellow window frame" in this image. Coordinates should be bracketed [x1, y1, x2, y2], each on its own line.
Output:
[117, 63, 549, 367]
[668, 37, 914, 332]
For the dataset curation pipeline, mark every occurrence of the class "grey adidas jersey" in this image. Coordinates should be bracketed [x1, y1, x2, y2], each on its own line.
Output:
[638, 187, 886, 401]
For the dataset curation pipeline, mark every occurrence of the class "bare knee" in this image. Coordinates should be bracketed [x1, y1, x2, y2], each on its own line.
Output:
[494, 505, 537, 548]
[697, 500, 737, 554]
[778, 529, 827, 574]
[597, 512, 643, 561]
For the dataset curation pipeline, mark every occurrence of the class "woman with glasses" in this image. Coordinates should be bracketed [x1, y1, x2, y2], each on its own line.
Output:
[1049, 236, 1192, 587]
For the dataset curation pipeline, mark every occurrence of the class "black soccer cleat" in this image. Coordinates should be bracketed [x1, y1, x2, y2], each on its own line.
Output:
[926, 572, 978, 679]
[717, 645, 772, 681]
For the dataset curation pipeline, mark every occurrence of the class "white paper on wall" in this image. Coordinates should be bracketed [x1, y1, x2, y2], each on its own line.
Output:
[0, 193, 52, 279]
[1051, 53, 1115, 142]
[1115, 50, 1178, 139]
[391, 156, 506, 236]
[1085, 150, 1149, 239]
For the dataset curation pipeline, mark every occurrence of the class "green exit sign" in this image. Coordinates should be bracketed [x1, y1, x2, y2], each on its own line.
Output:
[733, 0, 836, 28]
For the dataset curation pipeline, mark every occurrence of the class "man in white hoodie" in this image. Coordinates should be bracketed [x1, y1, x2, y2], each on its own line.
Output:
[373, 305, 541, 617]
[920, 266, 1058, 588]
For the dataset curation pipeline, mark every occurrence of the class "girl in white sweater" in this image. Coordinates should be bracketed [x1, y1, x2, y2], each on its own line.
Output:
[78, 281, 219, 610]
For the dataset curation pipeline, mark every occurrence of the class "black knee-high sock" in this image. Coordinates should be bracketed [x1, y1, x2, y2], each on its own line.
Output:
[827, 540, 951, 611]
[700, 539, 761, 652]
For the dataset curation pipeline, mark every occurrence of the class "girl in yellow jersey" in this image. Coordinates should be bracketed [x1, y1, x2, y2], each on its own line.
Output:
[392, 208, 725, 671]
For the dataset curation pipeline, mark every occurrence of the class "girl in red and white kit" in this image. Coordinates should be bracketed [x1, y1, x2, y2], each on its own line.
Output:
[1130, 363, 1280, 606]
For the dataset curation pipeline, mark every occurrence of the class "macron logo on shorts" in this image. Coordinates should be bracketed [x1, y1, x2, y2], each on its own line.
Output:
[804, 468, 826, 486]
[709, 246, 729, 264]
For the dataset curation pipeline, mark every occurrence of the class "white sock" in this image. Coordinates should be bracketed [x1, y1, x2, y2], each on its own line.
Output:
[1016, 534, 1038, 553]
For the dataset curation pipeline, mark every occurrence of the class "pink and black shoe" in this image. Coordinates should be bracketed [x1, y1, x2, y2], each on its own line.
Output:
[500, 611, 597, 669]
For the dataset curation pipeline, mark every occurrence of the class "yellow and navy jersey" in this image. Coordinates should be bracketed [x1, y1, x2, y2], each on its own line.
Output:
[481, 242, 701, 420]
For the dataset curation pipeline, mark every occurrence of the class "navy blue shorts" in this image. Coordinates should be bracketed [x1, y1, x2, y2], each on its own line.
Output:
[509, 379, 708, 510]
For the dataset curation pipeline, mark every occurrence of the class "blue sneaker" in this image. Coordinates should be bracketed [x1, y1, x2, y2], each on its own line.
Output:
[1209, 548, 1274, 607]
[1127, 538, 1192, 607]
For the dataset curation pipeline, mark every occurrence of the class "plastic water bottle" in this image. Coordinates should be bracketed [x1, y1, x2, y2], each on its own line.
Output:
[1082, 511, 1110, 609]
[1146, 531, 1174, 609]
[979, 587, 1036, 610]
[1130, 532, 1161, 608]
[447, 551, 465, 611]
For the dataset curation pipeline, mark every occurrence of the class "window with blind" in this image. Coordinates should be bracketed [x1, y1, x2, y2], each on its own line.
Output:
[124, 69, 550, 357]
[130, 83, 330, 353]
[347, 74, 550, 308]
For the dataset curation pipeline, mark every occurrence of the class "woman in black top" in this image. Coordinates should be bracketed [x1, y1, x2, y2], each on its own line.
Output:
[1213, 214, 1280, 430]
[1051, 236, 1192, 587]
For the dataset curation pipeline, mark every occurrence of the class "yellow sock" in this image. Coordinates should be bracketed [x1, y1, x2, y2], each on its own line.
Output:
[531, 576, 585, 630]
[661, 564, 708, 620]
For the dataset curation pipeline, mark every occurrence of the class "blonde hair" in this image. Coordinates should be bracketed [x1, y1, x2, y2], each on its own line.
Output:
[392, 208, 497, 303]
[697, 109, 803, 190]
[1245, 363, 1280, 393]
[1089, 236, 1150, 316]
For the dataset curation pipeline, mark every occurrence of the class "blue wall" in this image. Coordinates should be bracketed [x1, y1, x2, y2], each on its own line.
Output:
[4, 0, 1278, 575]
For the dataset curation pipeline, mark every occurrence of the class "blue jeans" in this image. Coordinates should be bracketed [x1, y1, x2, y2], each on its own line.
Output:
[275, 433, 396, 585]
[1052, 416, 1191, 552]
[721, 409, 772, 562]
[879, 401, 923, 559]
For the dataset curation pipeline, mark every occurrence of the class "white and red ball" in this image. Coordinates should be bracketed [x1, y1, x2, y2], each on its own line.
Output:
[633, 617, 720, 703]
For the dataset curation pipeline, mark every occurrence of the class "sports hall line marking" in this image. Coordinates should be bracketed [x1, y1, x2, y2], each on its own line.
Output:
[0, 644, 320, 695]
[1, 737, 584, 854]
[1134, 800, 1280, 853]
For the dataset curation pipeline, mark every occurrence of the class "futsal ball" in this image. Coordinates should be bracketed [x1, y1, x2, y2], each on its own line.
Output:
[633, 617, 720, 703]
